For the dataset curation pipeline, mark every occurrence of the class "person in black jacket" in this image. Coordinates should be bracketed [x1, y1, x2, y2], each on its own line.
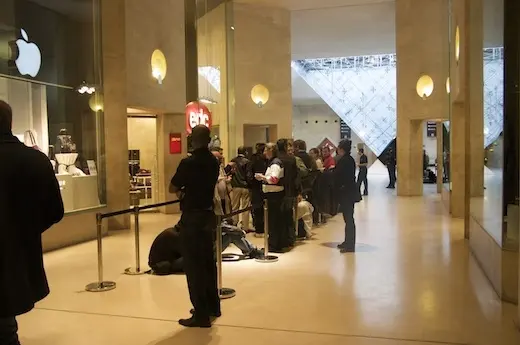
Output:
[277, 139, 299, 248]
[334, 139, 361, 253]
[0, 100, 64, 344]
[247, 143, 267, 236]
[230, 147, 251, 229]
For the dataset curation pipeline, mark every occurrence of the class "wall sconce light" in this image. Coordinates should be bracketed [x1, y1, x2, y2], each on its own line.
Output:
[151, 49, 167, 84]
[416, 75, 434, 99]
[251, 84, 269, 107]
[446, 77, 451, 94]
[89, 94, 104, 112]
[455, 26, 460, 64]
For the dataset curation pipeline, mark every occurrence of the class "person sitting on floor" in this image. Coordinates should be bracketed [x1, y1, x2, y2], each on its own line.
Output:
[148, 221, 263, 275]
[296, 195, 315, 240]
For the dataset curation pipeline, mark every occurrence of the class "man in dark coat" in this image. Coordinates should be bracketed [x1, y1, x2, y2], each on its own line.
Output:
[334, 139, 361, 253]
[247, 143, 267, 236]
[0, 100, 64, 344]
[277, 139, 299, 248]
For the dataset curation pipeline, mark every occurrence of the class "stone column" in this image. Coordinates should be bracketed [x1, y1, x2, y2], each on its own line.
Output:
[101, 0, 130, 229]
[436, 122, 444, 193]
[395, 0, 450, 196]
[449, 0, 484, 222]
[231, 3, 292, 154]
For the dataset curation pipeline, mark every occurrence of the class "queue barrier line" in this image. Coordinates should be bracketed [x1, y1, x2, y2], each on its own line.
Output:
[85, 199, 281, 295]
[85, 199, 180, 292]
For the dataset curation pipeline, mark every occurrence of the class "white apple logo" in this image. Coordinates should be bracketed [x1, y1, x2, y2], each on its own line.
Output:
[15, 29, 42, 78]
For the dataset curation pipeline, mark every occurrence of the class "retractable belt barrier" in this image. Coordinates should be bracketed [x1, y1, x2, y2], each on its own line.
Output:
[85, 199, 180, 293]
[86, 198, 281, 294]
[215, 206, 252, 300]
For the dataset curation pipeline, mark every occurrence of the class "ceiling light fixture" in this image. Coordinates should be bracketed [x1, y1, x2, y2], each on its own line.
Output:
[77, 81, 96, 94]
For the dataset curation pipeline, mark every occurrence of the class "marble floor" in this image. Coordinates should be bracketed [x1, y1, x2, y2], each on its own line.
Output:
[18, 175, 519, 345]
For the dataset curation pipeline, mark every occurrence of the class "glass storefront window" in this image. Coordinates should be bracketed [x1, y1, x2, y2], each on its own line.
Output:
[0, 0, 105, 213]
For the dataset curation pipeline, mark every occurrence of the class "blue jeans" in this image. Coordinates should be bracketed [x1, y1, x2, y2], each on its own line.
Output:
[0, 317, 20, 345]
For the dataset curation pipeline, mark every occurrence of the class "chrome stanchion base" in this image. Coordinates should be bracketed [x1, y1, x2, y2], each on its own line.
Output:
[124, 267, 147, 275]
[219, 287, 236, 299]
[85, 281, 116, 292]
[255, 254, 279, 263]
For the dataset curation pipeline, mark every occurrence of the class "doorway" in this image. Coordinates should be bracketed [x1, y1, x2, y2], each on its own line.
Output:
[127, 113, 159, 208]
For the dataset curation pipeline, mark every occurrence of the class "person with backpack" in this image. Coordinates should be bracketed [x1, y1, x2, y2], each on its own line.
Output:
[230, 147, 251, 229]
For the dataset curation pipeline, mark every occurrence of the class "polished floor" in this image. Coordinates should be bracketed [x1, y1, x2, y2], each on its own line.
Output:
[18, 174, 520, 345]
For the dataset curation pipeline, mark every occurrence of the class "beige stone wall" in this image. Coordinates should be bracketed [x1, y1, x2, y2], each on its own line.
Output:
[102, 0, 130, 228]
[125, 0, 186, 113]
[101, 0, 188, 220]
[395, 0, 450, 196]
[232, 3, 292, 154]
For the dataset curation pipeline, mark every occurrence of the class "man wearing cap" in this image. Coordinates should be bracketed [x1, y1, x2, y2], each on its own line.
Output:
[169, 124, 220, 328]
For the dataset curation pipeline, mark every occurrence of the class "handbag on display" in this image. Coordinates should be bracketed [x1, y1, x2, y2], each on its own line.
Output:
[24, 130, 40, 151]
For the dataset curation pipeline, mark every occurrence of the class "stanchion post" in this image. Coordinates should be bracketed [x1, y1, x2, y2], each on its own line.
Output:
[85, 213, 116, 292]
[216, 215, 236, 299]
[125, 206, 145, 275]
[293, 198, 298, 237]
[256, 199, 279, 263]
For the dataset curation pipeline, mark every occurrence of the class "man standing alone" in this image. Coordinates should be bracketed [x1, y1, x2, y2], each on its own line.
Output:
[334, 140, 360, 253]
[0, 100, 64, 344]
[357, 148, 368, 196]
[230, 147, 251, 229]
[170, 125, 220, 328]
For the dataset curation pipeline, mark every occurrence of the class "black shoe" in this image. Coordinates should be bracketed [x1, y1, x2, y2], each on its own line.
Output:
[190, 309, 221, 318]
[340, 247, 355, 253]
[337, 242, 347, 249]
[179, 316, 211, 328]
[363, 192, 368, 196]
[249, 248, 263, 259]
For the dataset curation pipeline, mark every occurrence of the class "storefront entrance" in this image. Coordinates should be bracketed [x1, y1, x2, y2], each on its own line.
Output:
[127, 111, 159, 208]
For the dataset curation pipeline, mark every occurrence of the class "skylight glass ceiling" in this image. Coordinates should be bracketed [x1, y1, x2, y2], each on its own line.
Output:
[293, 48, 504, 155]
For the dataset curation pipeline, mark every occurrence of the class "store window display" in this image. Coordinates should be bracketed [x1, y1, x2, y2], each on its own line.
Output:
[0, 0, 105, 213]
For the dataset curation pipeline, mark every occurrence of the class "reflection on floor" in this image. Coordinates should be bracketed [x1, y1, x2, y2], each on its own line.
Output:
[18, 175, 520, 345]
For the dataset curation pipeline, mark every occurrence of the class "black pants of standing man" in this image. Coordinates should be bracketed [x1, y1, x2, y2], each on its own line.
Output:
[0, 317, 19, 345]
[341, 202, 356, 251]
[251, 188, 264, 235]
[357, 168, 368, 195]
[179, 210, 220, 322]
[387, 165, 396, 188]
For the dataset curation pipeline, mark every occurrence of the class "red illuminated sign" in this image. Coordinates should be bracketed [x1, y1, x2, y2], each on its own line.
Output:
[185, 101, 212, 134]
[169, 133, 182, 154]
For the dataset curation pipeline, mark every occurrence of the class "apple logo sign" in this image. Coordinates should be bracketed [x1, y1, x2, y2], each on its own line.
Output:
[15, 29, 42, 78]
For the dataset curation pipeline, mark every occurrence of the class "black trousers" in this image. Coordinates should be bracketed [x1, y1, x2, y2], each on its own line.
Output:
[387, 165, 396, 187]
[341, 202, 356, 249]
[251, 188, 264, 234]
[179, 211, 220, 320]
[357, 169, 368, 194]
[0, 317, 19, 345]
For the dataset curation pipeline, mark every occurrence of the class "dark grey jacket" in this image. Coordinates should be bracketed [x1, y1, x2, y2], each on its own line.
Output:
[0, 134, 64, 317]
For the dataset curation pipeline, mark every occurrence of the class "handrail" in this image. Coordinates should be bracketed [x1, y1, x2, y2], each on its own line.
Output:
[100, 199, 180, 219]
